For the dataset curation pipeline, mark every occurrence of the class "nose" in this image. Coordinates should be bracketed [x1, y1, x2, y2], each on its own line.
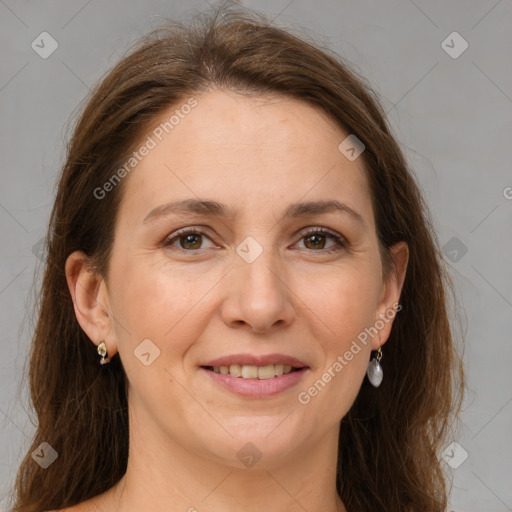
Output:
[220, 242, 296, 334]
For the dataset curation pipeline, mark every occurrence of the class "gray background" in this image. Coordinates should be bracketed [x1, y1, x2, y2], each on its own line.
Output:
[1, 1, 511, 511]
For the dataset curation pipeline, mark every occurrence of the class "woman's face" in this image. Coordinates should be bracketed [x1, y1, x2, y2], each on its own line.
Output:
[82, 89, 407, 468]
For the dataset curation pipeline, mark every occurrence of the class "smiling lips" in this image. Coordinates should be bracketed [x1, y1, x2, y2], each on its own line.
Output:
[200, 353, 310, 397]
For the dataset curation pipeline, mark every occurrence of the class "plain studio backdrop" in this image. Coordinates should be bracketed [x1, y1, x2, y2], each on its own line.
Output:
[0, 1, 511, 511]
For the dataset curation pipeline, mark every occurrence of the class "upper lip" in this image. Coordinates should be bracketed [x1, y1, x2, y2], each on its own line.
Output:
[201, 353, 309, 368]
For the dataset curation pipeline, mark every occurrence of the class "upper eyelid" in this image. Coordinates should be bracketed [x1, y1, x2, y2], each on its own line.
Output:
[295, 226, 342, 238]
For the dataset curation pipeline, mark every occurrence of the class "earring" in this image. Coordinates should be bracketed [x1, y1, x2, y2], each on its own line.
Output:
[97, 341, 111, 365]
[367, 347, 383, 387]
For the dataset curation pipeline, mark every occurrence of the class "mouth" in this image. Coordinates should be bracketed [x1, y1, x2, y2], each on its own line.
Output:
[201, 363, 306, 380]
[199, 353, 310, 397]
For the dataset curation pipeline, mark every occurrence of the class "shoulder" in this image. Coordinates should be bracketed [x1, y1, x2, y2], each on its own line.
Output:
[45, 508, 78, 512]
[45, 488, 113, 512]
[45, 501, 95, 512]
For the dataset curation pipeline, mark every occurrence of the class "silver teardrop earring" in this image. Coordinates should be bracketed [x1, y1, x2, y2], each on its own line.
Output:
[367, 347, 383, 387]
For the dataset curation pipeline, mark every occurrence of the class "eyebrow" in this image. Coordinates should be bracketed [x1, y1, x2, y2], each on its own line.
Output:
[143, 198, 367, 228]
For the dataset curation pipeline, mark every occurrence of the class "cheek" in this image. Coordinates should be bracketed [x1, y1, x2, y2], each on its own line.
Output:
[110, 258, 219, 349]
[296, 263, 380, 343]
[109, 262, 212, 411]
[293, 264, 378, 409]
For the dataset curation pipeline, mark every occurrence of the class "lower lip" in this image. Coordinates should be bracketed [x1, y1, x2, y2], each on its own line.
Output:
[200, 367, 309, 398]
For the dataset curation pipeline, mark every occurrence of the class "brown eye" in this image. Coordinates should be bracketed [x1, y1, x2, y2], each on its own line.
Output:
[296, 228, 346, 253]
[178, 233, 203, 250]
[303, 233, 327, 250]
[164, 228, 216, 251]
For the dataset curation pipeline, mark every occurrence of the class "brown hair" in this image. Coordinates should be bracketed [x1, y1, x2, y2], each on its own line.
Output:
[10, 3, 465, 511]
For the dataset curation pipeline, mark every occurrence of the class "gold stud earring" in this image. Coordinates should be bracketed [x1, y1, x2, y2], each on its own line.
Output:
[97, 341, 110, 365]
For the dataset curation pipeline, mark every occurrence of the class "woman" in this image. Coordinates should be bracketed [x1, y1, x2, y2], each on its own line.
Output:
[10, 4, 465, 511]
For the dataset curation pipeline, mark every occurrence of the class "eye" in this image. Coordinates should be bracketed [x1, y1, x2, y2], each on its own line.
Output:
[294, 227, 346, 254]
[163, 226, 347, 254]
[164, 227, 217, 252]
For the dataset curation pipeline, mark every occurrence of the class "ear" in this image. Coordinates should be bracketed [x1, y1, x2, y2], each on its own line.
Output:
[65, 251, 118, 358]
[372, 241, 409, 351]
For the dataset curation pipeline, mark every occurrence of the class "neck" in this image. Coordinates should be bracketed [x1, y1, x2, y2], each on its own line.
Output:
[103, 414, 346, 512]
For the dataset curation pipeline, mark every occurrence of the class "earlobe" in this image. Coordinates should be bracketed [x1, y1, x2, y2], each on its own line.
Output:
[64, 251, 117, 357]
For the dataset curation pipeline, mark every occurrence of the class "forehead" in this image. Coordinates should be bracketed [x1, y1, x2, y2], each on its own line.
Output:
[117, 89, 373, 227]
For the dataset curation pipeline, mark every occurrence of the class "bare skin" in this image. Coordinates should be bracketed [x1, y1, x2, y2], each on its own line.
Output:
[62, 88, 408, 512]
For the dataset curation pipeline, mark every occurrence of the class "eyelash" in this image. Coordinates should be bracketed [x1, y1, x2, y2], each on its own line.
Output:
[163, 226, 347, 254]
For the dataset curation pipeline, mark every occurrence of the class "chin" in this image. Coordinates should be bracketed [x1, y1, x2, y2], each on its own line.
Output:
[199, 424, 305, 468]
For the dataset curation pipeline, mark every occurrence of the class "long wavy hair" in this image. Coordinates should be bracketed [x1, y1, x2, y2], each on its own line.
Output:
[10, 3, 465, 511]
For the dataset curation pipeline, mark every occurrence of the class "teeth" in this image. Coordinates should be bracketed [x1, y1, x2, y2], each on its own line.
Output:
[210, 364, 298, 379]
[258, 365, 275, 380]
[241, 365, 258, 379]
[229, 364, 242, 377]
